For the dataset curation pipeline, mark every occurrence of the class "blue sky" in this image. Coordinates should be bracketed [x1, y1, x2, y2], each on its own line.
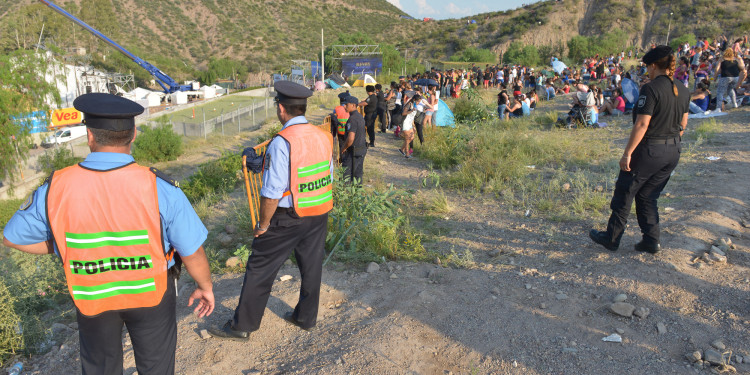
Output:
[387, 0, 543, 20]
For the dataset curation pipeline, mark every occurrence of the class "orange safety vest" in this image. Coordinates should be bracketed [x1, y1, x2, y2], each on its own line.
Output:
[334, 106, 349, 136]
[47, 162, 169, 316]
[277, 123, 334, 217]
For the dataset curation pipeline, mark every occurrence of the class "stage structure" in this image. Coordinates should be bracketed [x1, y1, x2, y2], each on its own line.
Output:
[331, 45, 383, 78]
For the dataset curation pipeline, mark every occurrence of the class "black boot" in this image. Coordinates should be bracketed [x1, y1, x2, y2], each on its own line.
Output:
[207, 320, 250, 341]
[588, 229, 619, 251]
[634, 241, 661, 254]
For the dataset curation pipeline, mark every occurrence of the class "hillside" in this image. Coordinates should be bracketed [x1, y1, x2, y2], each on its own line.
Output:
[412, 0, 750, 61]
[1, 0, 748, 85]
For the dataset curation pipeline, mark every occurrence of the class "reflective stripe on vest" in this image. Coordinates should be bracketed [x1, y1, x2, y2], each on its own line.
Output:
[47, 163, 168, 316]
[278, 123, 334, 217]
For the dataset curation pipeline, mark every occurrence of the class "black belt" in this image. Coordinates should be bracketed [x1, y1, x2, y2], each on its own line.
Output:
[645, 136, 680, 145]
[275, 207, 295, 214]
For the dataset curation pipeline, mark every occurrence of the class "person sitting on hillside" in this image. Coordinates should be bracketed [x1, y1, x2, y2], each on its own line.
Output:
[527, 90, 538, 110]
[507, 94, 531, 118]
[545, 80, 557, 100]
[599, 88, 626, 116]
[688, 82, 711, 114]
[497, 85, 510, 120]
[674, 56, 690, 87]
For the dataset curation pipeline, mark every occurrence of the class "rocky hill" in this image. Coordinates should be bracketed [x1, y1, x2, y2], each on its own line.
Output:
[1, 0, 748, 83]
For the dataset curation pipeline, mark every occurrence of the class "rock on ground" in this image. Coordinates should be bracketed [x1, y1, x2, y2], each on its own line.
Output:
[610, 302, 635, 317]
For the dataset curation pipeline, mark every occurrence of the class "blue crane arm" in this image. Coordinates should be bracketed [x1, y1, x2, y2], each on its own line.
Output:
[39, 0, 192, 93]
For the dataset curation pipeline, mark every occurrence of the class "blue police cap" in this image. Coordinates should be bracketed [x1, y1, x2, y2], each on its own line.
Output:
[344, 96, 359, 105]
[73, 93, 144, 131]
[274, 81, 313, 105]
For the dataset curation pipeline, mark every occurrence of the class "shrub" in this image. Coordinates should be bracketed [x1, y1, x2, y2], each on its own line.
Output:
[0, 251, 70, 358]
[37, 147, 83, 175]
[0, 279, 22, 365]
[0, 199, 23, 230]
[452, 88, 491, 124]
[181, 152, 241, 203]
[327, 176, 428, 263]
[133, 119, 183, 163]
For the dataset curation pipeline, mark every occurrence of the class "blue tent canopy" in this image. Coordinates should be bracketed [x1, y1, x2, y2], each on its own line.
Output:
[435, 99, 455, 127]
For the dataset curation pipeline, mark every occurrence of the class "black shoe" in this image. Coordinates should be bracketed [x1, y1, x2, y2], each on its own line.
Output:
[634, 241, 661, 254]
[369, 143, 375, 148]
[207, 320, 250, 341]
[588, 229, 618, 251]
[283, 312, 314, 331]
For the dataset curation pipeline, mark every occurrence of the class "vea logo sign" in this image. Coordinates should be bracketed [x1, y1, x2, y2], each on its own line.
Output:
[50, 108, 83, 127]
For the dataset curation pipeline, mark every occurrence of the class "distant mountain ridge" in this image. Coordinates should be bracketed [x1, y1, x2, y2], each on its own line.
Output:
[1, 0, 747, 83]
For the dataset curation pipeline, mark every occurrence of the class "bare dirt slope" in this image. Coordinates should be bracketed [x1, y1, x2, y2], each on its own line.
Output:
[13, 104, 750, 375]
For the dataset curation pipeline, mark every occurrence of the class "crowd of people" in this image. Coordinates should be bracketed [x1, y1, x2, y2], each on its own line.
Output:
[327, 35, 750, 174]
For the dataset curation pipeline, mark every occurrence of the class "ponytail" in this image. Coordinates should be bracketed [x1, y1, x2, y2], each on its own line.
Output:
[655, 54, 679, 96]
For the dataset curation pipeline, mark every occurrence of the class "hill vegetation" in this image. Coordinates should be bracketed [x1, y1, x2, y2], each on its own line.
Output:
[0, 0, 749, 88]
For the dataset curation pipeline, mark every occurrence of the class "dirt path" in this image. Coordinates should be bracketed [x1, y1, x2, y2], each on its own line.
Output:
[14, 103, 750, 375]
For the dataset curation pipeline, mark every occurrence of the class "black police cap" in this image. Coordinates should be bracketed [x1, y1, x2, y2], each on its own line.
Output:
[73, 93, 144, 131]
[274, 81, 312, 105]
[337, 91, 351, 103]
[344, 96, 359, 105]
[642, 45, 673, 65]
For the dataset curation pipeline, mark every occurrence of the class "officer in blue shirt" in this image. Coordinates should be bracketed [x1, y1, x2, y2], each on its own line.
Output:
[210, 81, 333, 340]
[2, 93, 214, 375]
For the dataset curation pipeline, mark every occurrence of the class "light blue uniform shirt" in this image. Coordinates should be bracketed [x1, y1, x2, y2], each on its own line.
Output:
[260, 116, 334, 208]
[2, 152, 207, 268]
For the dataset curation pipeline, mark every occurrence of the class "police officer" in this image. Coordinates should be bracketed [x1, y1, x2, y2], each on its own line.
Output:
[210, 81, 333, 340]
[2, 93, 214, 374]
[589, 46, 689, 254]
[340, 95, 367, 183]
[359, 85, 378, 147]
[374, 83, 388, 133]
[331, 92, 351, 157]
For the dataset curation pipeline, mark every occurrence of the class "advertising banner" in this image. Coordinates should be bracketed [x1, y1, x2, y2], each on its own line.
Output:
[50, 107, 83, 128]
[342, 57, 382, 76]
[11, 111, 48, 134]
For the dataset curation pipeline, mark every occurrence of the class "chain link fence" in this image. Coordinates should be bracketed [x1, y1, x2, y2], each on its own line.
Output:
[168, 97, 276, 138]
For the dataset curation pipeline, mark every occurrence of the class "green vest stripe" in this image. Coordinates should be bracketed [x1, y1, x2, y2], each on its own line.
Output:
[297, 160, 329, 177]
[66, 230, 149, 249]
[298, 190, 333, 207]
[66, 230, 147, 240]
[71, 278, 156, 300]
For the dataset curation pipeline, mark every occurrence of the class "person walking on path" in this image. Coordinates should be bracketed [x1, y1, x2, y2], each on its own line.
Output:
[359, 85, 378, 147]
[2, 93, 214, 375]
[589, 46, 689, 254]
[340, 95, 368, 183]
[209, 81, 333, 340]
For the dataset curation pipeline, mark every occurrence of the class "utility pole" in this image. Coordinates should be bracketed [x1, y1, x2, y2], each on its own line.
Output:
[321, 28, 325, 82]
[666, 11, 674, 45]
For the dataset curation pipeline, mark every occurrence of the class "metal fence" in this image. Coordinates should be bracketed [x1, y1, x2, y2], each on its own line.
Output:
[170, 97, 276, 138]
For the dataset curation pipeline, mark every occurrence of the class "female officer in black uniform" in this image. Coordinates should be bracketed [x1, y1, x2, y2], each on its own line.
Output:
[589, 45, 689, 254]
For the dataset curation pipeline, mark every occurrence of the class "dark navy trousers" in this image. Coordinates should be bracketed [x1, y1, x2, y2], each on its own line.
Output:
[233, 209, 328, 332]
[605, 138, 681, 247]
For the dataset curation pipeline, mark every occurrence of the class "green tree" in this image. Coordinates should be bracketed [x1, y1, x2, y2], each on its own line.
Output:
[0, 50, 61, 182]
[670, 33, 697, 51]
[567, 36, 591, 63]
[504, 42, 539, 66]
[449, 47, 497, 63]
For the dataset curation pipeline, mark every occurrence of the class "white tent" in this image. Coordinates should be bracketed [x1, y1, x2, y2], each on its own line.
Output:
[146, 92, 163, 107]
[199, 85, 217, 99]
[170, 91, 188, 105]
